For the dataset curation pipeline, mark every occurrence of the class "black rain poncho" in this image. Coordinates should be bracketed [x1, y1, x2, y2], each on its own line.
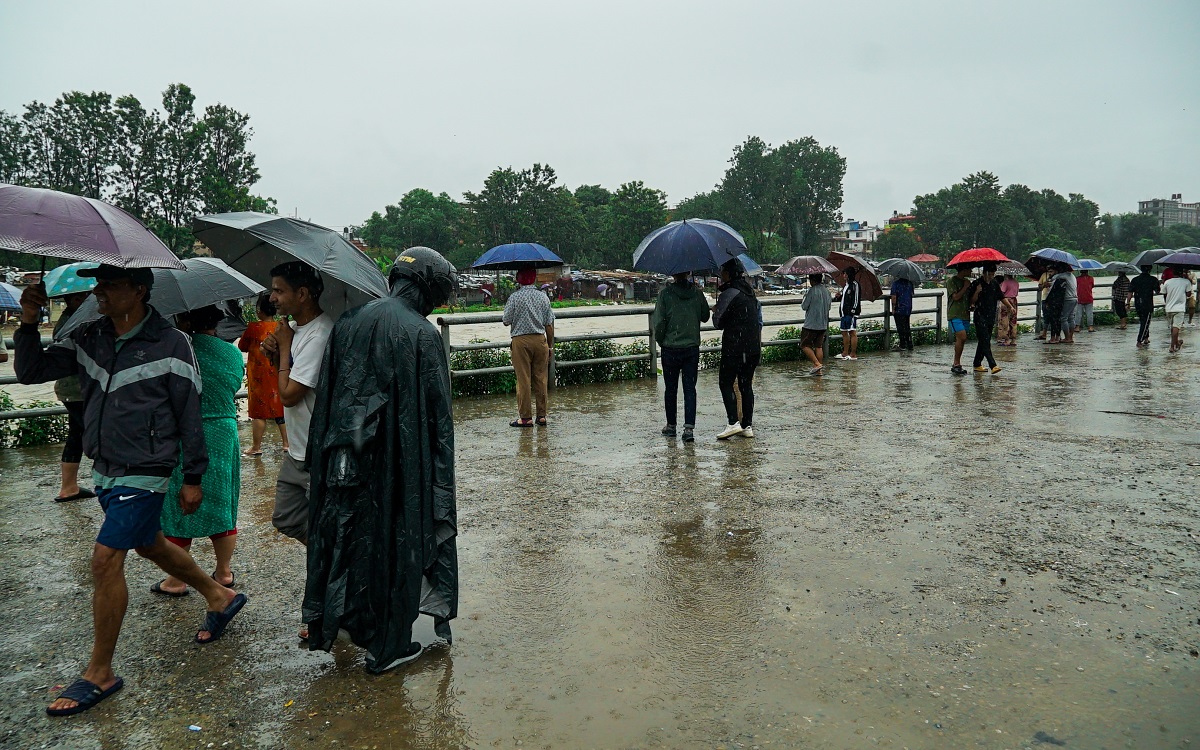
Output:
[303, 278, 457, 672]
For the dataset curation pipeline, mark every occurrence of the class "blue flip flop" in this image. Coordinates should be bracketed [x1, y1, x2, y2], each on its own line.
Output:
[195, 593, 247, 644]
[46, 676, 124, 716]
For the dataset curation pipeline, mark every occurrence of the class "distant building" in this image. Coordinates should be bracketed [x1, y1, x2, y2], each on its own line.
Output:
[887, 211, 916, 226]
[823, 218, 882, 255]
[1139, 194, 1200, 228]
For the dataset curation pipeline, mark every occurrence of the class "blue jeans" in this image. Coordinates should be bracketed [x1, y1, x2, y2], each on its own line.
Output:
[661, 346, 700, 427]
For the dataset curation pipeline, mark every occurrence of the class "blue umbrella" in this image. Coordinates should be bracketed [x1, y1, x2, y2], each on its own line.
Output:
[736, 253, 762, 276]
[632, 219, 746, 275]
[0, 282, 22, 312]
[42, 261, 99, 297]
[471, 242, 563, 270]
[1030, 247, 1081, 268]
[1076, 258, 1104, 271]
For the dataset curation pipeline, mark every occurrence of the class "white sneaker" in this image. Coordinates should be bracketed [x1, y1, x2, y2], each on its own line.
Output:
[716, 423, 744, 440]
[741, 426, 755, 438]
[845, 355, 858, 361]
[834, 353, 848, 359]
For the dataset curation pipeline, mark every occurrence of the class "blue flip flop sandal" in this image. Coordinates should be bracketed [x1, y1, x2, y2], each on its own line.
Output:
[46, 676, 124, 716]
[195, 593, 248, 644]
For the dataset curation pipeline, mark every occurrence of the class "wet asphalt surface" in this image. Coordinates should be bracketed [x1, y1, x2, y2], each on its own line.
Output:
[1, 324, 1198, 749]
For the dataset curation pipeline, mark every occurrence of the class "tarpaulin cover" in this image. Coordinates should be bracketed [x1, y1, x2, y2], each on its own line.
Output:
[302, 278, 457, 672]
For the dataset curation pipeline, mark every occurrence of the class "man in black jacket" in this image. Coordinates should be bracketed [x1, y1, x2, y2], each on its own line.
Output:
[713, 257, 762, 440]
[16, 265, 245, 716]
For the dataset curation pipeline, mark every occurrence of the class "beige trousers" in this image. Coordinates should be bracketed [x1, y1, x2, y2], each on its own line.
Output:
[511, 334, 549, 419]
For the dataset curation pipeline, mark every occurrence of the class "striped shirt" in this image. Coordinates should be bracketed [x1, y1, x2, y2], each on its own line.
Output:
[503, 285, 555, 337]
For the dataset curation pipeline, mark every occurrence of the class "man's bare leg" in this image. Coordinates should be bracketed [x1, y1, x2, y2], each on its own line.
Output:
[136, 533, 235, 640]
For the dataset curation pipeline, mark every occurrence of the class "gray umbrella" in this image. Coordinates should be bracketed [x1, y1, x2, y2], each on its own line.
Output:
[193, 212, 388, 318]
[55, 257, 265, 339]
[1103, 261, 1139, 275]
[1129, 248, 1174, 267]
[876, 258, 925, 283]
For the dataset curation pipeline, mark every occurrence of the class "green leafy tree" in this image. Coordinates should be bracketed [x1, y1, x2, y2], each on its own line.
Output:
[720, 136, 780, 257]
[0, 110, 28, 183]
[873, 224, 925, 259]
[358, 188, 465, 254]
[602, 181, 667, 268]
[671, 190, 730, 223]
[771, 137, 846, 254]
[463, 163, 584, 259]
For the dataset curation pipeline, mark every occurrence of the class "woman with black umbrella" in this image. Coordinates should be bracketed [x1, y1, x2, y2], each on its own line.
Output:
[713, 257, 762, 440]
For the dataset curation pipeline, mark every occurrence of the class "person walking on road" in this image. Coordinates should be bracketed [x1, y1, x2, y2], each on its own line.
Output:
[835, 266, 861, 361]
[1162, 267, 1192, 353]
[996, 274, 1020, 346]
[1056, 266, 1078, 344]
[239, 293, 288, 457]
[970, 265, 1002, 373]
[653, 272, 710, 442]
[14, 265, 245, 716]
[713, 258, 761, 439]
[1034, 268, 1054, 340]
[801, 273, 831, 375]
[153, 305, 245, 595]
[1111, 270, 1131, 330]
[51, 291, 96, 502]
[503, 267, 555, 427]
[1129, 266, 1160, 348]
[1075, 269, 1095, 333]
[890, 275, 914, 352]
[945, 266, 972, 374]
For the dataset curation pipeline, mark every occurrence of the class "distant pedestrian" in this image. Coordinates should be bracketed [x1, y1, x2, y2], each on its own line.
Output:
[503, 267, 555, 427]
[1054, 266, 1078, 344]
[238, 293, 288, 457]
[1075, 269, 1095, 332]
[1162, 267, 1191, 353]
[1111, 270, 1131, 329]
[1129, 265, 1160, 348]
[970, 265, 1002, 373]
[154, 305, 245, 595]
[1034, 268, 1054, 340]
[996, 273, 1019, 345]
[51, 291, 95, 503]
[801, 273, 831, 375]
[1186, 271, 1196, 326]
[945, 266, 971, 374]
[890, 275, 914, 352]
[1043, 270, 1067, 344]
[653, 272, 710, 442]
[15, 265, 245, 716]
[835, 266, 861, 361]
[713, 257, 761, 439]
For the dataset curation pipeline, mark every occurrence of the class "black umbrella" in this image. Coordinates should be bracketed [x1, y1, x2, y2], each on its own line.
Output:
[876, 258, 926, 283]
[1129, 248, 1174, 267]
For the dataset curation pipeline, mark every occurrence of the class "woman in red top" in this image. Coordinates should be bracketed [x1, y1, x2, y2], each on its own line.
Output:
[238, 294, 289, 456]
[1075, 270, 1095, 333]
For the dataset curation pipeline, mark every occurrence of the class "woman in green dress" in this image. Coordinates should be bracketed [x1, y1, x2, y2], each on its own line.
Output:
[152, 305, 245, 596]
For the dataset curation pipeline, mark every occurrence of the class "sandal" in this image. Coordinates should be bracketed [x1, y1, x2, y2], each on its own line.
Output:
[150, 579, 189, 597]
[211, 571, 236, 589]
[509, 418, 533, 428]
[241, 449, 263, 457]
[53, 489, 96, 503]
[195, 593, 247, 644]
[46, 677, 124, 717]
[535, 417, 548, 426]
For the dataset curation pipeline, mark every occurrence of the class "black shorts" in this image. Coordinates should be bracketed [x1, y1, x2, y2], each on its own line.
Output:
[800, 328, 826, 349]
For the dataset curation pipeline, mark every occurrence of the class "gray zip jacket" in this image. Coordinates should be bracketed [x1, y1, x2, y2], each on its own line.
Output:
[14, 307, 208, 485]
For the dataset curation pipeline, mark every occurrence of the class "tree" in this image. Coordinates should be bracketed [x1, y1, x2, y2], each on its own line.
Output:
[358, 189, 465, 253]
[720, 136, 780, 257]
[671, 190, 729, 223]
[873, 224, 925, 259]
[111, 95, 163, 220]
[602, 181, 667, 268]
[772, 137, 846, 254]
[0, 110, 27, 183]
[197, 103, 268, 215]
[463, 163, 584, 257]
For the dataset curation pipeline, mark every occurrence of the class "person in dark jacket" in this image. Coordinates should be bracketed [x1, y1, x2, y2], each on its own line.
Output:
[303, 248, 459, 673]
[836, 266, 862, 360]
[889, 276, 914, 352]
[1042, 267, 1068, 344]
[15, 265, 245, 717]
[969, 264, 1002, 373]
[712, 258, 761, 440]
[653, 272, 711, 442]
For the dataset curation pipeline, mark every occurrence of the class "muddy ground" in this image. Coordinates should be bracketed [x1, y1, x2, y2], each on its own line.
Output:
[1, 325, 1198, 749]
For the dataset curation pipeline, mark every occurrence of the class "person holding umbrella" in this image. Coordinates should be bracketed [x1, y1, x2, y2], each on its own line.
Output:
[969, 264, 1002, 373]
[1129, 265, 1161, 347]
[653, 272, 710, 441]
[713, 257, 761, 439]
[14, 266, 246, 716]
[889, 273, 914, 352]
[835, 266, 862, 361]
[1053, 264, 1078, 344]
[801, 273, 832, 374]
[1111, 269, 1131, 329]
[503, 267, 555, 427]
[1162, 267, 1192, 352]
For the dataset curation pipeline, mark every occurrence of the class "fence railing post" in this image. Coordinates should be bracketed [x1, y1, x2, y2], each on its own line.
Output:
[935, 292, 943, 345]
[882, 295, 892, 349]
[646, 312, 658, 379]
[1035, 287, 1043, 333]
[439, 321, 452, 373]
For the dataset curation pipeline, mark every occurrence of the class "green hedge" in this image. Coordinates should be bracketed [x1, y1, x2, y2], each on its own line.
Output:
[449, 338, 652, 397]
[0, 390, 69, 448]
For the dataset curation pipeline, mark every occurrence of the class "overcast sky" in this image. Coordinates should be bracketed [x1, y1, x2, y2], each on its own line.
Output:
[2, 0, 1197, 231]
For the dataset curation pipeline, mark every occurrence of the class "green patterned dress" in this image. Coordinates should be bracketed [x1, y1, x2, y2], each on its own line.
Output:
[161, 334, 245, 540]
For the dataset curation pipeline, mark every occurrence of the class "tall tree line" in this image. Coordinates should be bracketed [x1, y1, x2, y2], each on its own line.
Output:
[0, 84, 274, 264]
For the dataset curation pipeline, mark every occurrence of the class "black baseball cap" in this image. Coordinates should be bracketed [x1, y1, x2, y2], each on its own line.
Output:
[78, 264, 155, 288]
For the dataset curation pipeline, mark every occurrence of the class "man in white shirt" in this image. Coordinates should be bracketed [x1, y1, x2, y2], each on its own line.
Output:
[1162, 267, 1193, 353]
[262, 261, 333, 544]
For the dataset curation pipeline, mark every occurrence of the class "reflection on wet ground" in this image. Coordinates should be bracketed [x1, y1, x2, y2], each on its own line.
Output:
[1, 328, 1198, 748]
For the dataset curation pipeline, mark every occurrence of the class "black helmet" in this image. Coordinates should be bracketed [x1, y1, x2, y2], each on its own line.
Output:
[389, 246, 458, 308]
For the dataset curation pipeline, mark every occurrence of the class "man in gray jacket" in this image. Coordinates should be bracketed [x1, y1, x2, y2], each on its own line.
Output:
[16, 265, 245, 716]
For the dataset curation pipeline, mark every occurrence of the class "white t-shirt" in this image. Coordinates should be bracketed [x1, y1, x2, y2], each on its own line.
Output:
[1163, 277, 1192, 314]
[284, 312, 333, 461]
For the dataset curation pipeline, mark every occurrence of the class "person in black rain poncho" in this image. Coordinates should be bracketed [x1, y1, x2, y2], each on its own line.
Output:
[303, 247, 459, 673]
[713, 257, 762, 440]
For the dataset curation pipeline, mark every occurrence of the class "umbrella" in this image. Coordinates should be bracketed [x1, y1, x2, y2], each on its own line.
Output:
[632, 219, 746, 275]
[0, 183, 184, 270]
[997, 260, 1031, 277]
[737, 253, 763, 276]
[876, 258, 925, 283]
[1103, 261, 1139, 274]
[42, 261, 99, 297]
[907, 253, 939, 263]
[471, 242, 563, 270]
[1029, 247, 1080, 269]
[193, 212, 389, 319]
[1129, 248, 1174, 267]
[827, 251, 883, 301]
[1157, 250, 1200, 269]
[1076, 258, 1104, 271]
[947, 247, 1010, 268]
[777, 255, 838, 276]
[0, 282, 22, 312]
[55, 257, 266, 339]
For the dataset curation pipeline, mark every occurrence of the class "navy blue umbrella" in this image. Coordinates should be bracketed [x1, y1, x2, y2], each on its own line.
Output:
[1030, 247, 1080, 268]
[1076, 258, 1104, 271]
[632, 219, 746, 275]
[472, 242, 563, 270]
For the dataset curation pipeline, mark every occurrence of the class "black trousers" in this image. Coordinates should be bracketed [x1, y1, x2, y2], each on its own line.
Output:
[893, 313, 912, 350]
[1136, 305, 1152, 344]
[973, 318, 996, 368]
[660, 346, 700, 427]
[719, 347, 760, 427]
[62, 400, 85, 464]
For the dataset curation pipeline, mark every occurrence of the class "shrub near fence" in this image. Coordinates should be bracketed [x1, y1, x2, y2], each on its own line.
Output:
[450, 339, 652, 397]
[0, 390, 68, 447]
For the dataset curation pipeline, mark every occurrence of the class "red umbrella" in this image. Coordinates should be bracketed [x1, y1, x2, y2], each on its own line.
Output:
[907, 253, 939, 263]
[827, 251, 883, 301]
[947, 247, 1009, 268]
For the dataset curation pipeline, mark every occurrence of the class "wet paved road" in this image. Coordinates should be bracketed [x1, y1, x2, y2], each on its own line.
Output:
[1, 325, 1198, 749]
